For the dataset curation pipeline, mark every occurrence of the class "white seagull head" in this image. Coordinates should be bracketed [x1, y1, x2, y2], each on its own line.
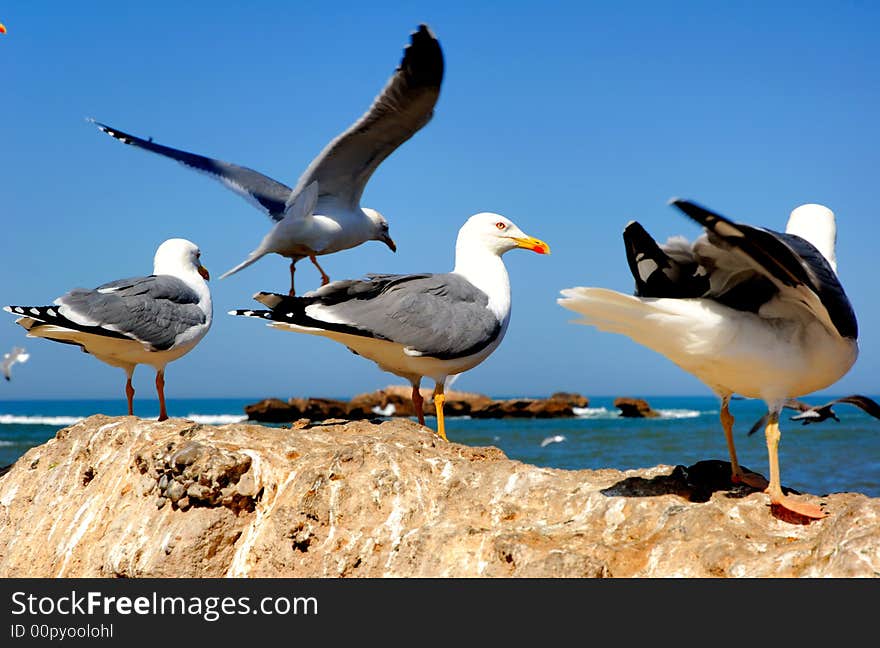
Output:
[363, 208, 397, 252]
[153, 238, 211, 282]
[785, 203, 838, 272]
[456, 212, 550, 257]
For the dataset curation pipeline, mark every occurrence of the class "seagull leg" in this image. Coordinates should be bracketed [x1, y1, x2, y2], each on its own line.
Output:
[156, 369, 168, 422]
[763, 410, 826, 519]
[289, 260, 297, 296]
[125, 368, 135, 416]
[411, 382, 425, 426]
[721, 396, 767, 490]
[433, 382, 448, 442]
[309, 255, 331, 286]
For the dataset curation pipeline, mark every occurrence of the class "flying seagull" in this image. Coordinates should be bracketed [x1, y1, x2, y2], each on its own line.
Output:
[747, 395, 880, 435]
[90, 24, 444, 295]
[4, 239, 212, 421]
[559, 200, 859, 520]
[231, 212, 549, 440]
[2, 346, 29, 381]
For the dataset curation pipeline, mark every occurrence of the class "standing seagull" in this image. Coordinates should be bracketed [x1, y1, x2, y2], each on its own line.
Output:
[4, 239, 212, 421]
[559, 200, 859, 520]
[91, 24, 444, 295]
[1, 347, 29, 381]
[231, 213, 549, 440]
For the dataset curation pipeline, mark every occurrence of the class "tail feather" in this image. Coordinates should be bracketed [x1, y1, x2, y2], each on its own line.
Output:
[558, 287, 719, 362]
[219, 250, 269, 280]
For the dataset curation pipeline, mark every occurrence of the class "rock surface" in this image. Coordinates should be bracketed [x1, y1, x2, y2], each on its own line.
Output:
[614, 396, 660, 418]
[245, 386, 589, 421]
[0, 415, 877, 577]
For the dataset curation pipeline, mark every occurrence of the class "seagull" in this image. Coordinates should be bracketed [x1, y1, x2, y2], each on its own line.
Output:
[372, 403, 397, 417]
[4, 239, 212, 421]
[540, 434, 566, 448]
[559, 200, 859, 520]
[747, 394, 880, 435]
[1, 346, 29, 381]
[90, 24, 444, 295]
[231, 213, 549, 440]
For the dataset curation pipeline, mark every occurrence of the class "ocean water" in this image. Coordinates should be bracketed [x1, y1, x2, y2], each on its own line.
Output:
[1, 395, 878, 497]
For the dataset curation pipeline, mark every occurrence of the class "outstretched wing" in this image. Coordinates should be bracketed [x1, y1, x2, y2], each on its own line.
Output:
[290, 24, 444, 209]
[91, 120, 293, 220]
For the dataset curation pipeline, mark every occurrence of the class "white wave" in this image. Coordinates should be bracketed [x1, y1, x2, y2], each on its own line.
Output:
[185, 414, 247, 425]
[573, 406, 705, 420]
[0, 415, 84, 426]
[573, 407, 611, 418]
[656, 409, 701, 419]
[0, 440, 16, 446]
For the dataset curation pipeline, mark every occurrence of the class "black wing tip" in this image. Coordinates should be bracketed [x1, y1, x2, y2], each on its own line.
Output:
[403, 22, 444, 85]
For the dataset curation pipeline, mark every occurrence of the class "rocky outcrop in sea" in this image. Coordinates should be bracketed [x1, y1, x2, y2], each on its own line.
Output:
[244, 386, 591, 421]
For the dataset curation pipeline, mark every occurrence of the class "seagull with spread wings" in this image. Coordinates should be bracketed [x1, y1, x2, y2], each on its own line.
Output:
[747, 394, 880, 434]
[1, 347, 29, 381]
[560, 200, 860, 520]
[91, 24, 443, 295]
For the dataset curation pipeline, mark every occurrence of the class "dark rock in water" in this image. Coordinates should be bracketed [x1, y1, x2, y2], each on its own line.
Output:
[470, 397, 578, 419]
[613, 397, 660, 418]
[245, 388, 591, 422]
[549, 392, 590, 408]
[244, 398, 297, 423]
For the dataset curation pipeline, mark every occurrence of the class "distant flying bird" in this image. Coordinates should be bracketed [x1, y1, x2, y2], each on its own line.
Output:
[747, 395, 880, 435]
[4, 239, 212, 421]
[540, 434, 566, 448]
[559, 200, 859, 520]
[91, 24, 444, 295]
[371, 403, 397, 417]
[231, 213, 549, 441]
[2, 347, 29, 381]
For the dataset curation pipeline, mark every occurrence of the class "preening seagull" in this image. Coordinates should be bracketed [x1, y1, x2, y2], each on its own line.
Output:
[90, 24, 444, 295]
[2, 346, 29, 381]
[559, 200, 860, 520]
[231, 213, 549, 440]
[4, 239, 212, 421]
[747, 394, 880, 435]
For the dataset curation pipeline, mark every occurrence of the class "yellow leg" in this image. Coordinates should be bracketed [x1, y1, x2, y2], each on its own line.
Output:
[764, 412, 825, 519]
[433, 383, 447, 441]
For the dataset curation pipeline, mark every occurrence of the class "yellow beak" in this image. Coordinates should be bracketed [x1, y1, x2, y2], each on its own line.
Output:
[198, 264, 210, 281]
[512, 235, 550, 255]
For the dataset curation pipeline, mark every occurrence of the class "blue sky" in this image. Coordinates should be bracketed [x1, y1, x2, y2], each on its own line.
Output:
[1, 1, 878, 401]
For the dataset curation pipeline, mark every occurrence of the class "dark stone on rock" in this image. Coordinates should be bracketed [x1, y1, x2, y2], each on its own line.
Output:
[614, 397, 660, 418]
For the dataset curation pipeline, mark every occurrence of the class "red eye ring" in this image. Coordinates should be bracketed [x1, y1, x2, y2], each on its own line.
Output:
[495, 221, 506, 230]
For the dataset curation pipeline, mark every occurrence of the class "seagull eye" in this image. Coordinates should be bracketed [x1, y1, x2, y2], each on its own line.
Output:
[495, 222, 507, 230]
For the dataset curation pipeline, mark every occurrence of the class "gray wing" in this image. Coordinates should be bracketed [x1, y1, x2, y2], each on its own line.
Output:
[250, 272, 499, 360]
[92, 120, 293, 220]
[671, 199, 858, 339]
[54, 275, 206, 351]
[290, 24, 443, 209]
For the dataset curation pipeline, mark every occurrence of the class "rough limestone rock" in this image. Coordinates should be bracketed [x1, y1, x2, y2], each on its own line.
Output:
[614, 396, 660, 418]
[0, 415, 877, 577]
